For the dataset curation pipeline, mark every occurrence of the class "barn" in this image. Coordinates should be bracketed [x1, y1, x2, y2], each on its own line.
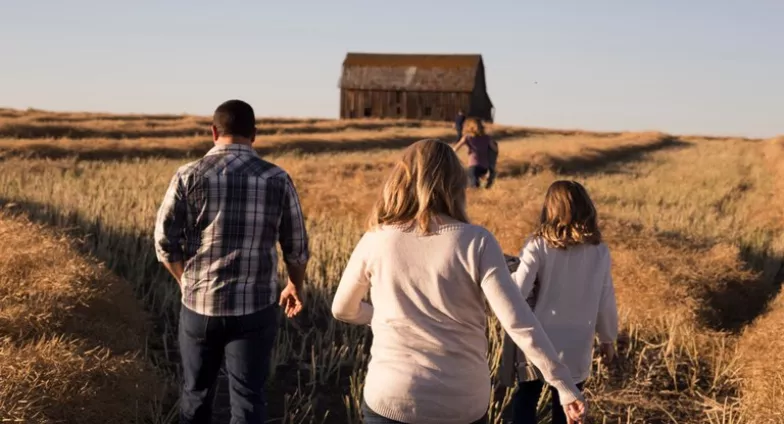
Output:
[338, 53, 494, 123]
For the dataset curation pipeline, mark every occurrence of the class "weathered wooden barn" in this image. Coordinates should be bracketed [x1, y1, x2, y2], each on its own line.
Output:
[338, 53, 494, 122]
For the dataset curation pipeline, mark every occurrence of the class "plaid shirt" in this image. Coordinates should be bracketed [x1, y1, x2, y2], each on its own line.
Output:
[154, 144, 309, 316]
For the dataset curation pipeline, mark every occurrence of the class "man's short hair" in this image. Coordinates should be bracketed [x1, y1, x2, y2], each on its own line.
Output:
[213, 100, 255, 139]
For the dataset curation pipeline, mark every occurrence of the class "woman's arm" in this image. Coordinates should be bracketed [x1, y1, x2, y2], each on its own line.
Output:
[331, 235, 374, 325]
[478, 232, 584, 406]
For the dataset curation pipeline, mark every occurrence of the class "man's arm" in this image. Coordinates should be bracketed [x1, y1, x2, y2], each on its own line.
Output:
[162, 261, 185, 284]
[278, 175, 310, 316]
[154, 172, 188, 286]
[285, 261, 306, 290]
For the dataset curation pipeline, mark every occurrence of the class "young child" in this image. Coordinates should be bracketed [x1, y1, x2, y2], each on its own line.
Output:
[500, 180, 619, 424]
[453, 118, 499, 189]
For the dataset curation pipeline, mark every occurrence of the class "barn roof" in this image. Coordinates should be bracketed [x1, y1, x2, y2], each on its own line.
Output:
[340, 53, 484, 92]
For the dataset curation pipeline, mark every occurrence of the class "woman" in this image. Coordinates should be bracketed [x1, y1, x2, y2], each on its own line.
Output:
[331, 139, 586, 424]
[501, 180, 618, 424]
[452, 118, 498, 188]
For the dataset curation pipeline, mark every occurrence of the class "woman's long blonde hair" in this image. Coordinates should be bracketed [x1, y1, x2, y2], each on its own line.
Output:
[369, 139, 469, 233]
[535, 180, 602, 249]
[462, 117, 486, 138]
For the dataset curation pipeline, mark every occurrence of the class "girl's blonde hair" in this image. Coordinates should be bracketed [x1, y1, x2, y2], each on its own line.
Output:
[369, 139, 469, 233]
[462, 117, 486, 137]
[535, 180, 602, 249]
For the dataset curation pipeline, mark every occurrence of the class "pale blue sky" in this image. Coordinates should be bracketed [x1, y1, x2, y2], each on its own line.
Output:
[1, 1, 782, 137]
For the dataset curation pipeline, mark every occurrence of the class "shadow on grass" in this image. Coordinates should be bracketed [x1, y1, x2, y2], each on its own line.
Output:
[19, 114, 327, 125]
[0, 199, 180, 421]
[555, 136, 691, 176]
[0, 120, 431, 140]
[0, 197, 177, 350]
[0, 128, 532, 162]
[498, 136, 691, 179]
[0, 196, 369, 424]
[653, 229, 783, 333]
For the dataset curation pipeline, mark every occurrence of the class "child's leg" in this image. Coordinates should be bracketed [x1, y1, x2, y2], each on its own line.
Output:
[467, 166, 487, 188]
[467, 166, 480, 188]
[485, 149, 498, 189]
[549, 381, 585, 424]
[485, 167, 496, 188]
[512, 380, 545, 424]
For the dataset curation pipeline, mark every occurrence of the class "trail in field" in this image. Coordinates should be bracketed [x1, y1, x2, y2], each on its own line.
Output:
[0, 131, 781, 423]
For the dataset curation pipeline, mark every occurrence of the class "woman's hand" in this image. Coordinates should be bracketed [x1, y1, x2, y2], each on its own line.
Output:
[564, 399, 587, 423]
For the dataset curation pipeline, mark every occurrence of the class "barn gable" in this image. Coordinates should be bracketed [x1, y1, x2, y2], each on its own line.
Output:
[338, 52, 494, 122]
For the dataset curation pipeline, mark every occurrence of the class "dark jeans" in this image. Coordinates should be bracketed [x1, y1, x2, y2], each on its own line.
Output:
[487, 148, 498, 189]
[179, 304, 278, 424]
[511, 380, 585, 424]
[468, 165, 489, 188]
[362, 400, 487, 424]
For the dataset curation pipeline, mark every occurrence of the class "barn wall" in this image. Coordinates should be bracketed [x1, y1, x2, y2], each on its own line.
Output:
[469, 89, 493, 122]
[341, 89, 471, 122]
[469, 63, 494, 122]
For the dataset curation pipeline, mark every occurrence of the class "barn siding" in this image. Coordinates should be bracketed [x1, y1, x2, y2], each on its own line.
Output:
[339, 53, 494, 123]
[341, 89, 476, 122]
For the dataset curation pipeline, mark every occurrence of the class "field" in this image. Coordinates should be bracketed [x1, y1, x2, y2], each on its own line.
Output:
[0, 108, 781, 424]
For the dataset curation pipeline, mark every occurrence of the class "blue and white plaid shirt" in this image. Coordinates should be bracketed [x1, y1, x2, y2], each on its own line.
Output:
[154, 144, 309, 316]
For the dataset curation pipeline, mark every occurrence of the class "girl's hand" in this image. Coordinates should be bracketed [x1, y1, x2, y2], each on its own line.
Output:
[564, 399, 587, 423]
[600, 342, 616, 365]
[504, 254, 521, 272]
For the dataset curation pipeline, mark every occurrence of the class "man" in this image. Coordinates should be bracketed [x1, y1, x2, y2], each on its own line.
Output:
[455, 109, 466, 141]
[154, 99, 309, 424]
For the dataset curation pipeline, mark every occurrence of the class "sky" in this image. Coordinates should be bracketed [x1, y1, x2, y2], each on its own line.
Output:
[1, 1, 782, 138]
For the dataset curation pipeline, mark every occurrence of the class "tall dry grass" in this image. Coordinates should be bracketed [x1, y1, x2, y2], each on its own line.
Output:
[735, 137, 784, 424]
[736, 290, 784, 424]
[0, 214, 169, 423]
[0, 109, 780, 423]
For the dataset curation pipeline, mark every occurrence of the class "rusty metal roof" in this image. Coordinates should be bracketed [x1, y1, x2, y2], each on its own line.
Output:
[343, 53, 482, 69]
[340, 53, 484, 92]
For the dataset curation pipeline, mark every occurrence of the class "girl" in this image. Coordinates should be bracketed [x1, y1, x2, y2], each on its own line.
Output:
[453, 118, 498, 188]
[501, 180, 618, 424]
[331, 140, 586, 424]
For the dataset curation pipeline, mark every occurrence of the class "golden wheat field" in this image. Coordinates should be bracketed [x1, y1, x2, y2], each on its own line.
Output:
[0, 108, 781, 424]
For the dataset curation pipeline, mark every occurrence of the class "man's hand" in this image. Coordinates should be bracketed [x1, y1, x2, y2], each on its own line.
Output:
[280, 261, 306, 318]
[600, 342, 616, 365]
[564, 399, 587, 423]
[279, 282, 303, 318]
[162, 261, 184, 287]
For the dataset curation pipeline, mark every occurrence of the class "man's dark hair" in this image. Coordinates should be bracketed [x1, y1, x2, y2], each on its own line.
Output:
[213, 99, 256, 139]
